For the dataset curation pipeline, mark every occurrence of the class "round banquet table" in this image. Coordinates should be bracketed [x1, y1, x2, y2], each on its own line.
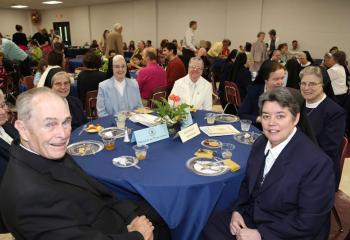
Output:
[70, 111, 254, 240]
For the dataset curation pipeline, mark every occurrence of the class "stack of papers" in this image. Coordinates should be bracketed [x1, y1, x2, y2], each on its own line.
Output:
[129, 114, 159, 127]
[200, 124, 240, 137]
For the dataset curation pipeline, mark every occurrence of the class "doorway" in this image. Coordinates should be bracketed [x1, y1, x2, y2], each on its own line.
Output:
[53, 21, 71, 46]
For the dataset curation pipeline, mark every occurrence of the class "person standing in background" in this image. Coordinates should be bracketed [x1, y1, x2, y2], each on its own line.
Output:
[267, 29, 279, 58]
[251, 32, 267, 72]
[105, 23, 123, 57]
[182, 20, 198, 70]
[98, 29, 109, 55]
[12, 25, 28, 51]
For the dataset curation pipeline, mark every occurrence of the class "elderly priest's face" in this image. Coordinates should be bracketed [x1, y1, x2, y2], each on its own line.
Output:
[15, 93, 72, 160]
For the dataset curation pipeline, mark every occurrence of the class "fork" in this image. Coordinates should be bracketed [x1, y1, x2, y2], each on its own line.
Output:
[78, 124, 87, 136]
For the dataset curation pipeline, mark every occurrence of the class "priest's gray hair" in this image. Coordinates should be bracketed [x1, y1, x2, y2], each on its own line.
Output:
[16, 87, 66, 121]
[299, 66, 323, 84]
[258, 87, 300, 119]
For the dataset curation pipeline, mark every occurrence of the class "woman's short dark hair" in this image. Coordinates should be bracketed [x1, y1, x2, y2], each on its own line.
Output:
[189, 20, 197, 27]
[277, 43, 288, 51]
[15, 25, 23, 31]
[164, 42, 177, 55]
[47, 50, 63, 66]
[258, 87, 300, 119]
[83, 52, 102, 69]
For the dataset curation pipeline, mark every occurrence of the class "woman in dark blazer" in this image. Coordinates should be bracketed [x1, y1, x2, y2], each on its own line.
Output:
[50, 71, 87, 130]
[77, 51, 106, 106]
[300, 66, 346, 188]
[200, 87, 335, 240]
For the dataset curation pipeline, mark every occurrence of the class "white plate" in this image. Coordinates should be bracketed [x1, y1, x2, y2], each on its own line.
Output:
[186, 157, 228, 176]
[67, 140, 104, 156]
[234, 132, 261, 145]
[99, 127, 125, 139]
[112, 156, 139, 168]
[201, 139, 223, 149]
[215, 114, 240, 123]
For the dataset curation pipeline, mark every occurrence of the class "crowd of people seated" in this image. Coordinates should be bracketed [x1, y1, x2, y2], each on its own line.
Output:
[0, 20, 349, 239]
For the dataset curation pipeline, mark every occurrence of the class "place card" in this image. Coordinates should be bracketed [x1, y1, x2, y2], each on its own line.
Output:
[178, 123, 201, 143]
[181, 107, 193, 129]
[131, 123, 169, 145]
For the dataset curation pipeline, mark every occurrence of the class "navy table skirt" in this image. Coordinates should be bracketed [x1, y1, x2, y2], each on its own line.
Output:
[70, 111, 253, 240]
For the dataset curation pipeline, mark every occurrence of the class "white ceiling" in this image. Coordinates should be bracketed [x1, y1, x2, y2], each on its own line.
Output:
[0, 0, 130, 10]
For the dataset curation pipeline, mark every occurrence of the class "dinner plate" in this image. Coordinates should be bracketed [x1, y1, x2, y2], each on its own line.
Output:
[112, 156, 139, 168]
[201, 139, 223, 148]
[215, 114, 240, 123]
[234, 132, 261, 145]
[98, 127, 125, 139]
[85, 125, 104, 133]
[67, 140, 104, 156]
[186, 157, 229, 176]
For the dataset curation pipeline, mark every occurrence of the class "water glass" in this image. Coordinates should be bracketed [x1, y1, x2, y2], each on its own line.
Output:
[221, 143, 235, 159]
[206, 113, 216, 125]
[240, 119, 252, 132]
[132, 144, 149, 160]
[115, 112, 127, 129]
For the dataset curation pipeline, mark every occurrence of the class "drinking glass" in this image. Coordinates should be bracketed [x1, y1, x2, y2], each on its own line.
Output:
[240, 119, 252, 132]
[115, 112, 127, 129]
[221, 143, 235, 159]
[206, 113, 216, 125]
[132, 145, 149, 160]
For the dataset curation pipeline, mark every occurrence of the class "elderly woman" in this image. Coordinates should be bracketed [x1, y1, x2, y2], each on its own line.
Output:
[300, 66, 346, 187]
[200, 87, 335, 240]
[50, 71, 87, 130]
[97, 55, 142, 117]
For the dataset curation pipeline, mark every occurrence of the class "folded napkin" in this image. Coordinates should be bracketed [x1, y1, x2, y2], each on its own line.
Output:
[129, 114, 159, 127]
[200, 124, 240, 137]
[223, 159, 240, 172]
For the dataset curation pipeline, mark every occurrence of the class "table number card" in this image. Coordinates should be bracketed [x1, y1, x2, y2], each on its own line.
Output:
[178, 123, 201, 143]
[131, 124, 169, 145]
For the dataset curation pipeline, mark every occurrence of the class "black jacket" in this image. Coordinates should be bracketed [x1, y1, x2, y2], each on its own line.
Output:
[0, 123, 19, 182]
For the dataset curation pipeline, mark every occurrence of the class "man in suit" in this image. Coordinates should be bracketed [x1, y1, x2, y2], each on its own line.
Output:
[0, 90, 18, 182]
[200, 87, 334, 240]
[0, 87, 170, 239]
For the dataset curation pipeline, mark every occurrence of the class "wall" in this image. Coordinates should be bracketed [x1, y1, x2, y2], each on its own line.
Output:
[1, 0, 350, 58]
[0, 9, 31, 39]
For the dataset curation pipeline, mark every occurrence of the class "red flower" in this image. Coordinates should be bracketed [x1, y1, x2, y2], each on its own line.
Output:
[169, 94, 180, 102]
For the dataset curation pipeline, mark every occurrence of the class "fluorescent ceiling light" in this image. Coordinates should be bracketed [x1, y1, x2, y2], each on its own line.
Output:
[42, 1, 63, 4]
[11, 4, 29, 8]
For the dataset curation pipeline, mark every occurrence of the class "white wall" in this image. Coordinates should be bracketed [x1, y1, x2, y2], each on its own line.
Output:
[1, 0, 350, 58]
[0, 9, 31, 39]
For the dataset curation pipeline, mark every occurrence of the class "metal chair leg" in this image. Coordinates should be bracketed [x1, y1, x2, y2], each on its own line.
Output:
[332, 206, 344, 232]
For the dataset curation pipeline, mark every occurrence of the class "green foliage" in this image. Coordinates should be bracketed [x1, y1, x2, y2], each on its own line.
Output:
[152, 98, 190, 121]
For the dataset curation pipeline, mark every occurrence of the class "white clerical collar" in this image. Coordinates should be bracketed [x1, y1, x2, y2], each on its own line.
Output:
[301, 62, 311, 67]
[306, 94, 326, 108]
[264, 127, 297, 156]
[20, 143, 39, 155]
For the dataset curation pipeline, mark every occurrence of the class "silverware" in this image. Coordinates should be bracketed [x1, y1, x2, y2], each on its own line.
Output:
[133, 164, 141, 170]
[78, 124, 87, 136]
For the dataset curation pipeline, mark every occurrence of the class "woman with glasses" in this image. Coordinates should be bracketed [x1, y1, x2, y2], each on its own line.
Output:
[50, 71, 87, 130]
[97, 55, 143, 117]
[200, 87, 335, 240]
[300, 66, 346, 188]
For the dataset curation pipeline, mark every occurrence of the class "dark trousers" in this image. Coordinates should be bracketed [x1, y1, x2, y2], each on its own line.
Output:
[182, 48, 195, 71]
[199, 211, 236, 240]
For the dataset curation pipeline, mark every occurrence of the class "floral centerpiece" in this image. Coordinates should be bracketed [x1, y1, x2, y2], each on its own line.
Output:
[152, 94, 190, 133]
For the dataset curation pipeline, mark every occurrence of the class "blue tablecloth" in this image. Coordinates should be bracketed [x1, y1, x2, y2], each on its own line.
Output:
[70, 111, 253, 240]
[69, 58, 83, 73]
[65, 47, 90, 59]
